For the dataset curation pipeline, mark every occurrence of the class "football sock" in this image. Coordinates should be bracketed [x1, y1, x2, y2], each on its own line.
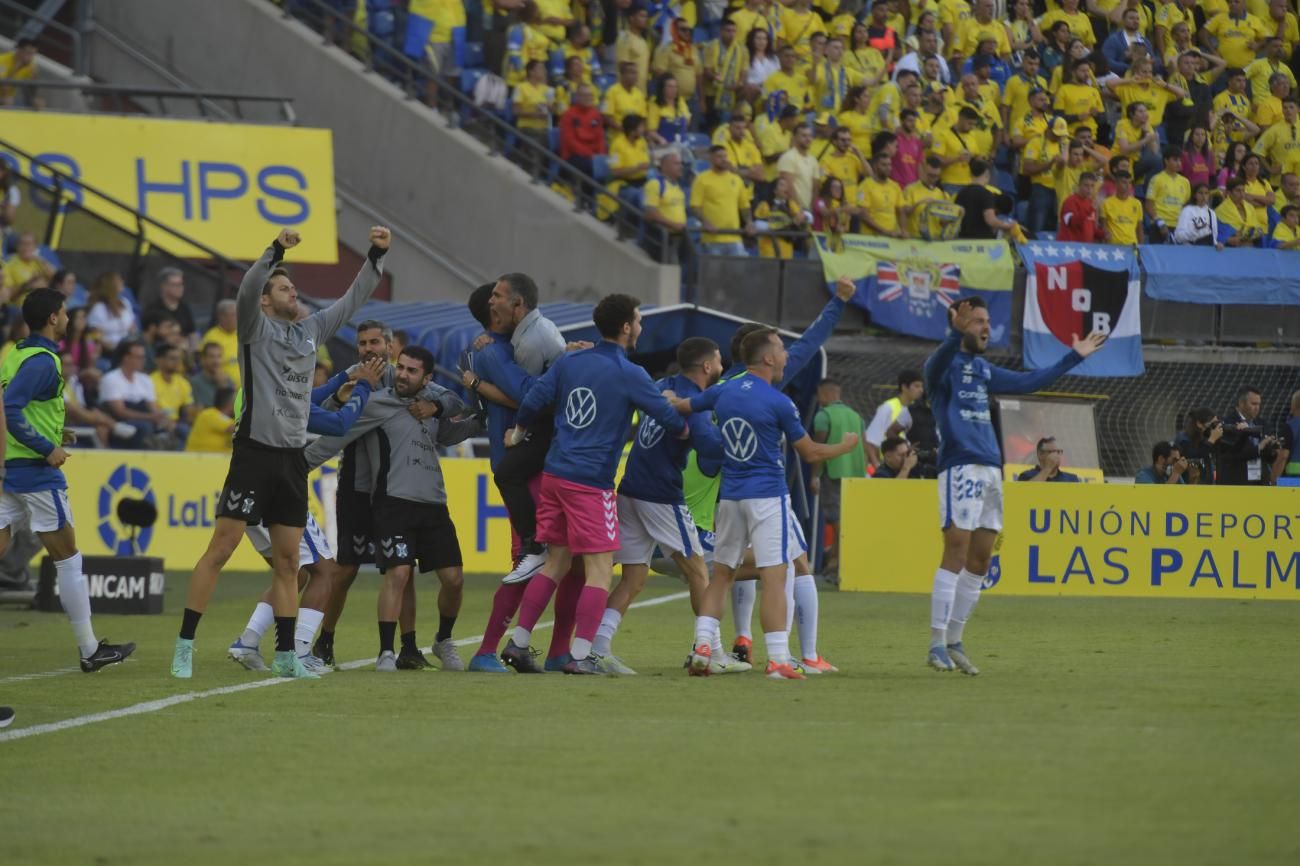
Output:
[694, 615, 720, 650]
[240, 602, 274, 648]
[793, 573, 819, 660]
[179, 607, 203, 642]
[930, 568, 959, 648]
[547, 569, 582, 659]
[400, 630, 418, 652]
[295, 607, 324, 655]
[591, 608, 622, 657]
[378, 621, 397, 654]
[436, 615, 456, 644]
[763, 630, 791, 665]
[56, 554, 97, 658]
[946, 569, 985, 645]
[478, 582, 527, 656]
[731, 581, 756, 640]
[274, 616, 295, 653]
[511, 573, 557, 648]
[570, 585, 609, 660]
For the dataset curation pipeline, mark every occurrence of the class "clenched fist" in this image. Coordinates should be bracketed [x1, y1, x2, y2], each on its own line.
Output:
[277, 229, 302, 248]
[370, 226, 392, 249]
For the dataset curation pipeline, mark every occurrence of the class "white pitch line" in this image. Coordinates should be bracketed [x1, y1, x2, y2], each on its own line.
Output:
[0, 666, 81, 686]
[0, 590, 691, 744]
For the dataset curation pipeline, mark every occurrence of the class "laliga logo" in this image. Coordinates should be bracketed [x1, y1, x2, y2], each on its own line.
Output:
[721, 418, 758, 462]
[98, 464, 156, 555]
[566, 387, 598, 429]
[983, 555, 1001, 590]
[637, 417, 665, 449]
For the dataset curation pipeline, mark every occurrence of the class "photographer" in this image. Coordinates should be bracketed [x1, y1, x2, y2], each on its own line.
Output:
[873, 436, 918, 479]
[1135, 442, 1189, 484]
[1017, 437, 1081, 482]
[1215, 386, 1281, 486]
[1174, 407, 1223, 484]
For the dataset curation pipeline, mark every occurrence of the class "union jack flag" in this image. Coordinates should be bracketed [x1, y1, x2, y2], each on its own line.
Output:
[876, 261, 961, 309]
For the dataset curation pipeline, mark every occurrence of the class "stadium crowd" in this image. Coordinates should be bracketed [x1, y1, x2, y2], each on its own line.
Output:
[0, 229, 343, 453]
[311, 0, 1300, 255]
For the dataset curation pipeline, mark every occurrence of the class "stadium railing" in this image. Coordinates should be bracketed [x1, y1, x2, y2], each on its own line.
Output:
[0, 78, 297, 123]
[272, 0, 676, 259]
[0, 134, 244, 326]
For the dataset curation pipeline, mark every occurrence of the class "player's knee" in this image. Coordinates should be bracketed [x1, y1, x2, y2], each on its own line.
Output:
[439, 568, 464, 590]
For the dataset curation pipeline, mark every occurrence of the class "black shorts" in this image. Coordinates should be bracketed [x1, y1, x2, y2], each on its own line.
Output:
[336, 488, 375, 566]
[373, 496, 462, 574]
[217, 442, 309, 528]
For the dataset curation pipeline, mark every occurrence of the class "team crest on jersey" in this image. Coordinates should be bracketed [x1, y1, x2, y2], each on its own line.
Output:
[721, 418, 758, 462]
[565, 387, 598, 429]
[637, 417, 665, 449]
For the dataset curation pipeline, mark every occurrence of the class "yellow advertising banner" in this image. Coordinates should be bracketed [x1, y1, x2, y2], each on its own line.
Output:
[1, 112, 338, 262]
[60, 451, 515, 574]
[841, 479, 1300, 599]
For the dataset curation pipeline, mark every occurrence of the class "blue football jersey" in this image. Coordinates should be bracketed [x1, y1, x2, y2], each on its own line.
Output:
[692, 375, 807, 501]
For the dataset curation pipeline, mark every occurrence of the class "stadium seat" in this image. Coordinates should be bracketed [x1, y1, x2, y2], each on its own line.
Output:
[548, 49, 565, 79]
[686, 132, 711, 151]
[594, 73, 616, 94]
[992, 169, 1016, 197]
[460, 68, 484, 96]
[463, 41, 485, 69]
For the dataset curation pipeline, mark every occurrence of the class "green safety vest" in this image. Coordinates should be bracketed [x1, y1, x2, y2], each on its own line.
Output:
[682, 370, 748, 533]
[0, 343, 64, 461]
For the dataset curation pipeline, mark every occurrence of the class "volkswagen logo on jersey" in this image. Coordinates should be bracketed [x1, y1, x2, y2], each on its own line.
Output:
[98, 464, 157, 555]
[721, 418, 758, 462]
[565, 387, 598, 429]
[637, 417, 665, 449]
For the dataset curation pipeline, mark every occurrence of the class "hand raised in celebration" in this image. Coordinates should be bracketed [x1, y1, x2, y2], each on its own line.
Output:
[948, 299, 979, 335]
[356, 355, 386, 389]
[1071, 331, 1108, 358]
[369, 226, 392, 249]
[277, 229, 301, 249]
[834, 275, 856, 302]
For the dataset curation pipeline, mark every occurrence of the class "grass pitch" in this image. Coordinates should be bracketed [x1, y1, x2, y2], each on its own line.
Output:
[2, 572, 1297, 866]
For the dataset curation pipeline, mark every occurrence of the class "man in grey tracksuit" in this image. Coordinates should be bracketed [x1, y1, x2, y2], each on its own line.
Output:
[306, 345, 480, 671]
[172, 226, 391, 680]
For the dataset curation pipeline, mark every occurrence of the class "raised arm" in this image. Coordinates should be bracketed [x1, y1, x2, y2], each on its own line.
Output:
[237, 230, 296, 338]
[436, 413, 486, 446]
[787, 276, 855, 377]
[304, 227, 391, 343]
[312, 368, 353, 406]
[305, 381, 373, 437]
[792, 430, 860, 464]
[988, 332, 1105, 394]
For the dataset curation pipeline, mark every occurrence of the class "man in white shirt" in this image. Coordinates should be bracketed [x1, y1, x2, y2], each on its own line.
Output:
[99, 339, 173, 448]
[865, 368, 924, 466]
[894, 30, 950, 85]
[776, 122, 823, 211]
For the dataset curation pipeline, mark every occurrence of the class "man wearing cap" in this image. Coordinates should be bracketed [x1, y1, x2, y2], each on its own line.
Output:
[1021, 116, 1071, 235]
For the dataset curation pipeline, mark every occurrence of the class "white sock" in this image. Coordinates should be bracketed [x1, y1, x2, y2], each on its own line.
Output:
[793, 573, 819, 661]
[240, 602, 274, 648]
[764, 630, 791, 665]
[56, 553, 97, 658]
[731, 581, 755, 639]
[295, 607, 324, 655]
[946, 570, 985, 645]
[512, 626, 532, 648]
[694, 615, 720, 650]
[591, 608, 622, 657]
[571, 637, 593, 659]
[784, 563, 795, 632]
[930, 568, 959, 648]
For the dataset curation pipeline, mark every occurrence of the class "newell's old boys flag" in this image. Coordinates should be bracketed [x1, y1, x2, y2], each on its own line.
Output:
[1021, 242, 1144, 377]
[815, 234, 1014, 346]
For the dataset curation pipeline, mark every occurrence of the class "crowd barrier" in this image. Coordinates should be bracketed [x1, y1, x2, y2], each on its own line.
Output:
[60, 451, 515, 573]
[1, 112, 338, 262]
[841, 479, 1300, 600]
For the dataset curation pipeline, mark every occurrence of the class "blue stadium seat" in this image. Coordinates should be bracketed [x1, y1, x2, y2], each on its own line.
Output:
[992, 169, 1016, 197]
[460, 68, 484, 95]
[463, 41, 485, 69]
[548, 49, 565, 79]
[594, 73, 616, 93]
[693, 158, 709, 175]
[37, 244, 61, 270]
[687, 132, 711, 151]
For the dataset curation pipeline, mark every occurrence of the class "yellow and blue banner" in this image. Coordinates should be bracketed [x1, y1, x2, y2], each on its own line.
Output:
[0, 112, 338, 263]
[814, 234, 1015, 347]
[63, 451, 515, 574]
[841, 478, 1300, 599]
